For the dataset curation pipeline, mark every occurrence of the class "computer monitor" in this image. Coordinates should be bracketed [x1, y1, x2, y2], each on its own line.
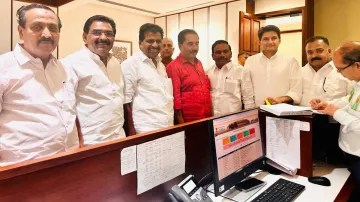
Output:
[208, 109, 265, 196]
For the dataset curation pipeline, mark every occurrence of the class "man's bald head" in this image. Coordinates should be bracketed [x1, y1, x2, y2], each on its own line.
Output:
[333, 41, 360, 81]
[160, 37, 174, 58]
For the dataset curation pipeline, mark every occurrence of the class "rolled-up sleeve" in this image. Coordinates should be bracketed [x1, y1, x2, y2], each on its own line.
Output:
[286, 58, 302, 104]
[241, 68, 256, 109]
[121, 62, 138, 104]
[169, 64, 182, 110]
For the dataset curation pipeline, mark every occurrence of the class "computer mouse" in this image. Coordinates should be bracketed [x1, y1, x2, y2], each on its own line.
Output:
[308, 176, 331, 186]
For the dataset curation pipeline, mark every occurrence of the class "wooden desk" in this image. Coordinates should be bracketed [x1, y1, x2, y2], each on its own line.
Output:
[0, 110, 352, 201]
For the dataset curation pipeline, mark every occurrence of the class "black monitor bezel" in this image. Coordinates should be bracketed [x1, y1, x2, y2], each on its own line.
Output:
[207, 108, 266, 196]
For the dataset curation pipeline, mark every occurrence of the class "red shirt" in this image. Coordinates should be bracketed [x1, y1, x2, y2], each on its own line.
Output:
[166, 54, 211, 122]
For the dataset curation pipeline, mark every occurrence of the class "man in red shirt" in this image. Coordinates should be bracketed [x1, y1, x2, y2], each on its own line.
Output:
[166, 29, 211, 124]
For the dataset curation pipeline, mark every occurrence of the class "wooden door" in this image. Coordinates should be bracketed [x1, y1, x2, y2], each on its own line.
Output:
[239, 11, 260, 55]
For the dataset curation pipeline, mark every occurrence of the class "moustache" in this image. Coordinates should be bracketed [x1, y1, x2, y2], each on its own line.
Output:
[148, 47, 160, 51]
[37, 37, 54, 45]
[95, 40, 110, 45]
[311, 57, 322, 61]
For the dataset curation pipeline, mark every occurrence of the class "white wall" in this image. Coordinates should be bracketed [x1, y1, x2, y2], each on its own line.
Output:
[155, 0, 247, 71]
[255, 0, 305, 14]
[58, 3, 153, 58]
[0, 0, 11, 54]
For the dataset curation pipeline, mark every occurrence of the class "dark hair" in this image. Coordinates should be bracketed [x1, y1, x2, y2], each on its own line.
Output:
[339, 43, 360, 64]
[238, 52, 248, 58]
[139, 23, 164, 42]
[258, 25, 281, 40]
[211, 40, 232, 55]
[305, 36, 330, 46]
[83, 15, 117, 35]
[17, 3, 62, 30]
[178, 29, 198, 44]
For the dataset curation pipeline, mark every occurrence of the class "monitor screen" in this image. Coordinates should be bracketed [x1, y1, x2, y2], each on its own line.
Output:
[208, 109, 265, 196]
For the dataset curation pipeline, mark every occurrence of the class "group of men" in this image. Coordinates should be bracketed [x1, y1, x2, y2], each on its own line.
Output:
[1, 4, 360, 200]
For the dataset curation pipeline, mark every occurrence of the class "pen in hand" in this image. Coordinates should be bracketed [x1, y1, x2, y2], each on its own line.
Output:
[265, 99, 271, 106]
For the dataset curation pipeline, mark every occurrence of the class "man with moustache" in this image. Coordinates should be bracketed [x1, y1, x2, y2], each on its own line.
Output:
[167, 29, 211, 123]
[160, 37, 174, 67]
[0, 4, 79, 166]
[61, 15, 126, 145]
[207, 40, 255, 116]
[244, 25, 302, 106]
[302, 37, 353, 163]
[122, 23, 173, 135]
[314, 41, 360, 202]
[301, 36, 353, 107]
[237, 52, 249, 68]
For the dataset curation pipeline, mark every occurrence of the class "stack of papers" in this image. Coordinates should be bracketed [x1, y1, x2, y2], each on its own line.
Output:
[260, 103, 317, 116]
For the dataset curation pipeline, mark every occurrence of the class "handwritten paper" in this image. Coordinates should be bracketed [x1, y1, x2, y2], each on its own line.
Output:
[266, 117, 301, 169]
[120, 146, 137, 175]
[137, 131, 186, 195]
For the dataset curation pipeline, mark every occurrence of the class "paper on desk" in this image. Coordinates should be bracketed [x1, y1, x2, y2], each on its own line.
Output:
[137, 131, 186, 195]
[120, 145, 137, 175]
[266, 117, 301, 169]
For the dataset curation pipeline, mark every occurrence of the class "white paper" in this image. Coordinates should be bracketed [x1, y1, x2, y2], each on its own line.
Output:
[120, 146, 137, 175]
[266, 117, 301, 169]
[137, 131, 186, 195]
[300, 121, 310, 131]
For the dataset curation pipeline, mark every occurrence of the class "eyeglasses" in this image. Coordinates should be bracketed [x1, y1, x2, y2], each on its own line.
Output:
[336, 62, 355, 72]
[91, 30, 115, 38]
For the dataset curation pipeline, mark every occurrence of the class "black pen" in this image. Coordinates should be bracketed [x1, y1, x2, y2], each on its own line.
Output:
[322, 77, 326, 92]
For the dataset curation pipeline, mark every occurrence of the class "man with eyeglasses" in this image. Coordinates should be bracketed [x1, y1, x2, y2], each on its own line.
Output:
[312, 41, 360, 202]
[301, 36, 353, 107]
[0, 4, 79, 166]
[121, 23, 174, 135]
[61, 15, 126, 145]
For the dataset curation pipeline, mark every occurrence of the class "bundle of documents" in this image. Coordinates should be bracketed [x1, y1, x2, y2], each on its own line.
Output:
[260, 103, 315, 116]
[266, 159, 297, 176]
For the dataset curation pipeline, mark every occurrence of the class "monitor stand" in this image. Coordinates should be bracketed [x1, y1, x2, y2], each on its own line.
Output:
[205, 181, 266, 202]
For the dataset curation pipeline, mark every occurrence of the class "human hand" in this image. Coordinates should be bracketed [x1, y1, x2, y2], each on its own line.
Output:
[310, 99, 328, 110]
[265, 97, 280, 105]
[318, 104, 340, 116]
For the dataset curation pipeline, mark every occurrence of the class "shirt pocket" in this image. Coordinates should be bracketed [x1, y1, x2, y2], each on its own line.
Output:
[224, 78, 240, 94]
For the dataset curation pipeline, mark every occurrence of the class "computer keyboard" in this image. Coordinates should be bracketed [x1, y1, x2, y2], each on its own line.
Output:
[251, 178, 305, 202]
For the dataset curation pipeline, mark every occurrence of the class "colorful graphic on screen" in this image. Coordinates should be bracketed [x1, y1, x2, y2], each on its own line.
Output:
[212, 110, 263, 180]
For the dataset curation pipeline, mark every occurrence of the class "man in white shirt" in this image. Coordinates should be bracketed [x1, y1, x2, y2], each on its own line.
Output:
[0, 4, 79, 166]
[315, 41, 360, 202]
[207, 40, 255, 116]
[61, 15, 125, 146]
[121, 23, 174, 135]
[301, 36, 353, 107]
[244, 25, 302, 106]
[237, 52, 249, 68]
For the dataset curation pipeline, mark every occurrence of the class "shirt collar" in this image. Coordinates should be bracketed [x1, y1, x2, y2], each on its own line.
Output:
[307, 61, 333, 73]
[83, 46, 113, 63]
[136, 50, 161, 63]
[177, 54, 198, 64]
[260, 51, 278, 60]
[215, 61, 233, 70]
[13, 43, 56, 66]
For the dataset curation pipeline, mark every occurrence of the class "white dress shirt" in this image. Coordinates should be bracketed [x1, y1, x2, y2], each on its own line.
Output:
[121, 51, 174, 134]
[300, 62, 353, 107]
[207, 62, 255, 116]
[61, 47, 125, 146]
[333, 81, 360, 157]
[244, 52, 302, 106]
[0, 44, 79, 166]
